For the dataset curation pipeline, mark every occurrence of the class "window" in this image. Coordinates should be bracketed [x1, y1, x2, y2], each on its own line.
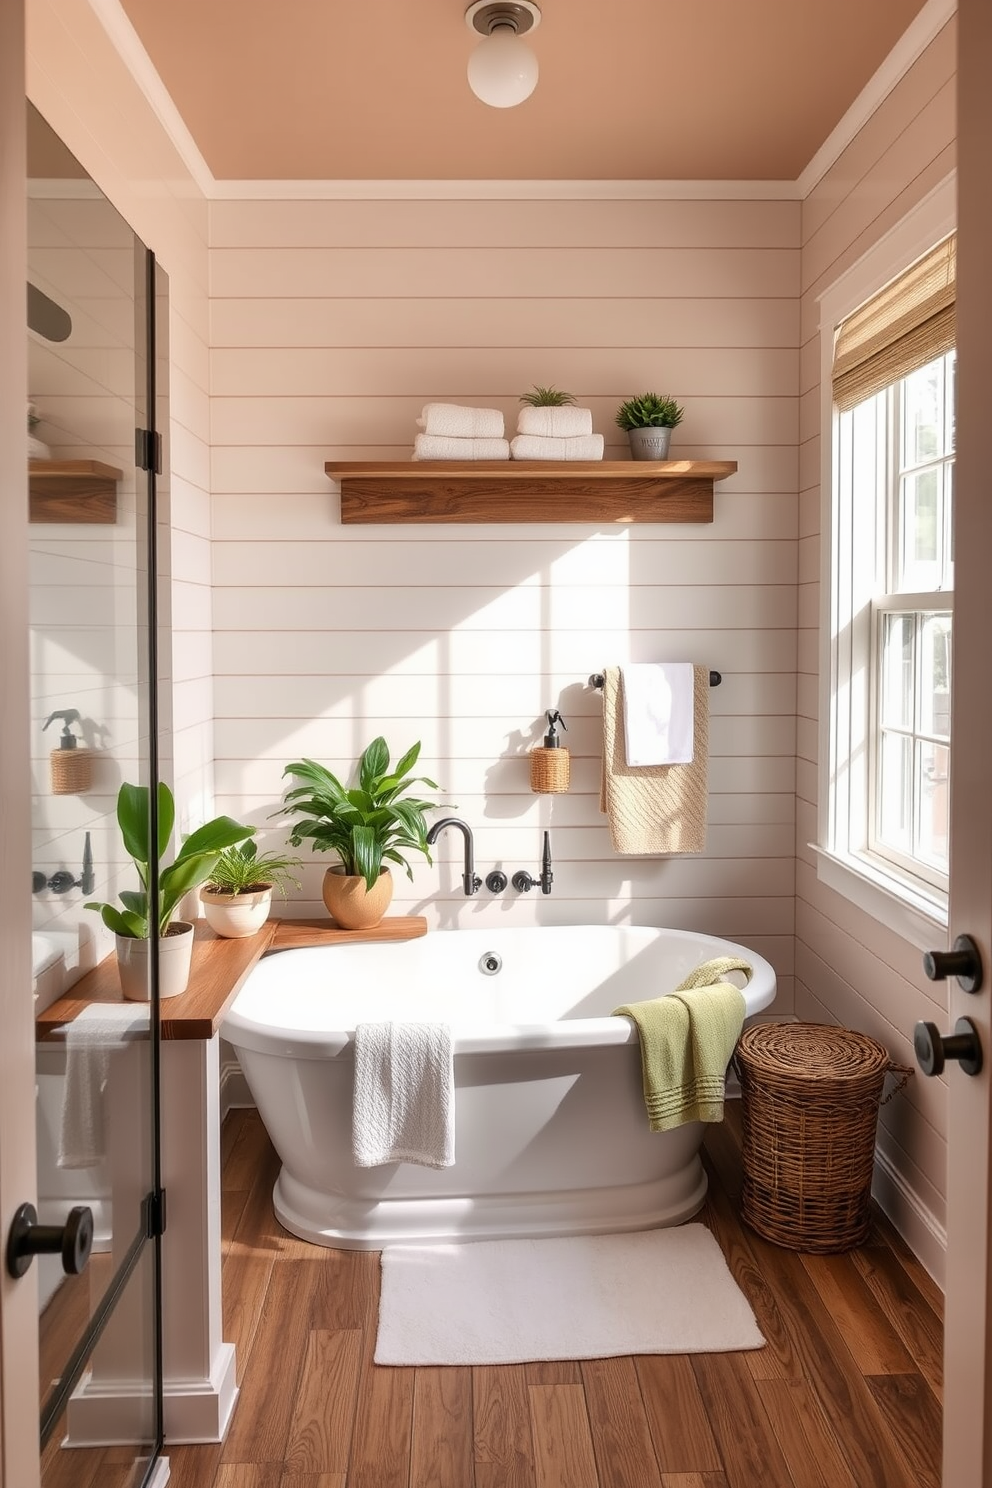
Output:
[817, 183, 955, 944]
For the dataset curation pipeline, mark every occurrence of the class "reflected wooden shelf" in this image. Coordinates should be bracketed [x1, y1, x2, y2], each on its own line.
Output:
[29, 458, 123, 524]
[325, 459, 737, 524]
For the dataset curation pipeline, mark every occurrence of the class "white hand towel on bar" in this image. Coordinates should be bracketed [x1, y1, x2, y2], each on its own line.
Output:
[510, 433, 605, 461]
[58, 1003, 150, 1169]
[622, 663, 696, 766]
[516, 406, 594, 438]
[417, 403, 505, 439]
[353, 1021, 455, 1169]
[413, 433, 510, 461]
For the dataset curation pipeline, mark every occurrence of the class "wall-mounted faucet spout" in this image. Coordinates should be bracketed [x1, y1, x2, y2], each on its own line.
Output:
[425, 816, 482, 897]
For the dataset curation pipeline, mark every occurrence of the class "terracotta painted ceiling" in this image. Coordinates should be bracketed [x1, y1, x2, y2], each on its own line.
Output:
[118, 0, 931, 181]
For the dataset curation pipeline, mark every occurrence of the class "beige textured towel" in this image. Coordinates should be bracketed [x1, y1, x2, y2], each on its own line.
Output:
[599, 664, 709, 854]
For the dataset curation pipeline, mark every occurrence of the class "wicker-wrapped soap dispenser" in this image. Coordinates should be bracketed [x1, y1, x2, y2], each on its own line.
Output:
[43, 708, 93, 795]
[530, 710, 570, 794]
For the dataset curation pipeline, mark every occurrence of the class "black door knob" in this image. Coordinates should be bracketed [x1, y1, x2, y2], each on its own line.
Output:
[914, 1017, 983, 1078]
[922, 934, 983, 993]
[6, 1202, 94, 1279]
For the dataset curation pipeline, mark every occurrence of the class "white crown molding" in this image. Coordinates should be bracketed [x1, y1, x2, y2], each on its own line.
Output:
[85, 0, 215, 198]
[796, 0, 957, 199]
[208, 177, 801, 201]
[85, 0, 953, 206]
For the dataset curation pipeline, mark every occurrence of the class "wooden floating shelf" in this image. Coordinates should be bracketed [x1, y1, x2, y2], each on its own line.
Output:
[29, 458, 123, 524]
[325, 459, 737, 524]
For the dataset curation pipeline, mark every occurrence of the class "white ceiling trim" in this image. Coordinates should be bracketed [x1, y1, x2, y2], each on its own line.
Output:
[88, 0, 956, 205]
[796, 0, 957, 198]
[208, 177, 801, 201]
[85, 0, 214, 197]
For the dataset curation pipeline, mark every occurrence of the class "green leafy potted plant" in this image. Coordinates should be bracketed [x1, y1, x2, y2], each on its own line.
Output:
[200, 839, 303, 939]
[279, 737, 442, 930]
[85, 782, 255, 998]
[615, 393, 684, 461]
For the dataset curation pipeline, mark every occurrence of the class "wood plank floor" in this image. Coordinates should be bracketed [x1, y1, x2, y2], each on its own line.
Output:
[160, 1105, 943, 1488]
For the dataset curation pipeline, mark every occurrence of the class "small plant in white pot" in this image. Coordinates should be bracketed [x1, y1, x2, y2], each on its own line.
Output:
[85, 782, 255, 999]
[279, 737, 442, 930]
[200, 839, 302, 939]
[615, 393, 684, 461]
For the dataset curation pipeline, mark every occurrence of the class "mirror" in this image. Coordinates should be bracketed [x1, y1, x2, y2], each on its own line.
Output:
[27, 100, 163, 1482]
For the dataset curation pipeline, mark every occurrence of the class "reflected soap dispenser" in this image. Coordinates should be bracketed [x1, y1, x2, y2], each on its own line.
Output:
[529, 709, 570, 794]
[44, 709, 93, 795]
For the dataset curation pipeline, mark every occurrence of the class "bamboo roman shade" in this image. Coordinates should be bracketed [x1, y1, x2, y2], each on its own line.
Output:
[832, 235, 956, 412]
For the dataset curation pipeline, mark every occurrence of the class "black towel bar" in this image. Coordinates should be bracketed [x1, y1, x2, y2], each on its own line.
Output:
[589, 670, 722, 689]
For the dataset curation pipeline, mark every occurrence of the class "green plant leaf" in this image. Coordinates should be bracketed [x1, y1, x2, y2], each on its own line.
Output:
[359, 737, 389, 792]
[392, 741, 421, 780]
[86, 902, 146, 938]
[117, 782, 150, 863]
[177, 815, 255, 864]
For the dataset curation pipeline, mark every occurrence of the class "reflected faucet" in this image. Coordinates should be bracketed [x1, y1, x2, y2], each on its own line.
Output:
[425, 816, 482, 897]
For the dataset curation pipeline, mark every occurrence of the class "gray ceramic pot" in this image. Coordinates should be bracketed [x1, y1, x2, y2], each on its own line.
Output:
[627, 426, 673, 461]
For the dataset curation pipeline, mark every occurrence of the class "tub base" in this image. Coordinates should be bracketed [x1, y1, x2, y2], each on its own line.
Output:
[272, 1161, 709, 1250]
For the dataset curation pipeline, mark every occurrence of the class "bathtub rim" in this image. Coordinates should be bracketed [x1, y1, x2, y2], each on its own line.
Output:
[221, 924, 777, 1061]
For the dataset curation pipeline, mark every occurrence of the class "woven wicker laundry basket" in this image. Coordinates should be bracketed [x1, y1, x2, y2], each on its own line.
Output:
[736, 1022, 912, 1254]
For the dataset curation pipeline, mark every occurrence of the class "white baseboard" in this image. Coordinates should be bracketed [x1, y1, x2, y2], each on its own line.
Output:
[871, 1145, 946, 1290]
[218, 1045, 255, 1119]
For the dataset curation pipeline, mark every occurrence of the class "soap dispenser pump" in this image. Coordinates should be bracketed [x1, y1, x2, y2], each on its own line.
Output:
[529, 709, 570, 794]
[43, 709, 93, 795]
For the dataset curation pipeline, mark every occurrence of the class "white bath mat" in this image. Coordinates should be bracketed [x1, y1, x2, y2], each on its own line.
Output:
[374, 1224, 764, 1365]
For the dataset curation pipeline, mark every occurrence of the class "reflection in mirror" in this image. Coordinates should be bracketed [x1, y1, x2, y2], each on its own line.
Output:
[27, 100, 161, 1478]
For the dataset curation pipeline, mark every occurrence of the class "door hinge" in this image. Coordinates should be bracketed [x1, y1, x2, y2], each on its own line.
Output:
[135, 427, 162, 475]
[143, 1188, 167, 1239]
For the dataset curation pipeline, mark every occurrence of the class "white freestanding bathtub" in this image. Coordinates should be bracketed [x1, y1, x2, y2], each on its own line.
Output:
[222, 924, 776, 1249]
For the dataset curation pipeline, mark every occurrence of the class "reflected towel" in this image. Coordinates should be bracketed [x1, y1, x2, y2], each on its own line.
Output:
[510, 433, 605, 461]
[417, 404, 505, 439]
[614, 957, 752, 1131]
[353, 1021, 455, 1169]
[599, 664, 709, 854]
[622, 662, 695, 766]
[58, 1003, 149, 1169]
[413, 433, 510, 461]
[516, 406, 594, 438]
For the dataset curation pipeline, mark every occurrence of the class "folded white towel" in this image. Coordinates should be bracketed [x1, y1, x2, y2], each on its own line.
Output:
[353, 1021, 455, 1169]
[510, 433, 605, 461]
[413, 433, 510, 461]
[58, 1004, 149, 1169]
[517, 406, 594, 438]
[622, 663, 696, 766]
[417, 403, 505, 439]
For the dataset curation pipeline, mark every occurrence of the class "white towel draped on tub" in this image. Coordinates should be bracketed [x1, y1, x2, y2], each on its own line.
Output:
[58, 1003, 150, 1169]
[413, 433, 510, 461]
[353, 1021, 455, 1169]
[622, 662, 696, 766]
[417, 403, 505, 439]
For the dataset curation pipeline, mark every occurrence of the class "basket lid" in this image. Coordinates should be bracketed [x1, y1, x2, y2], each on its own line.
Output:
[737, 1021, 891, 1082]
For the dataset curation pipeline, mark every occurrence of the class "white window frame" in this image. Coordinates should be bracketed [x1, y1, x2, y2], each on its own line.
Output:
[814, 174, 955, 951]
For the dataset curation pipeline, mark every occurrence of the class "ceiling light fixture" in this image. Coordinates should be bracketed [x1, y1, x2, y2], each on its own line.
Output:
[465, 1, 541, 109]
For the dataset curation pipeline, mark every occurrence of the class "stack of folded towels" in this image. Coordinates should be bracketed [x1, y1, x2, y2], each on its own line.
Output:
[413, 403, 510, 461]
[510, 404, 605, 461]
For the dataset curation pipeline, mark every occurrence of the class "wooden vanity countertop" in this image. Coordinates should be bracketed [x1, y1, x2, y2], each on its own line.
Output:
[35, 915, 428, 1041]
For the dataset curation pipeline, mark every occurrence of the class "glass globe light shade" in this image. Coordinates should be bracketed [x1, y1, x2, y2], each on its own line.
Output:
[467, 28, 539, 108]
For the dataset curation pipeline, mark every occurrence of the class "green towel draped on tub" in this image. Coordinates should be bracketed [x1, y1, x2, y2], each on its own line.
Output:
[613, 956, 752, 1132]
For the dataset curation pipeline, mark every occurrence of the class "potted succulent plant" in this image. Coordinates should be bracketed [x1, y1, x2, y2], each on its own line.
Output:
[615, 393, 684, 460]
[85, 782, 255, 998]
[279, 737, 442, 930]
[199, 839, 302, 939]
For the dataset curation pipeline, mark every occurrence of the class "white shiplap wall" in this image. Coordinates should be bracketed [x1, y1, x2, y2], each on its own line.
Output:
[797, 16, 956, 1268]
[209, 195, 799, 1006]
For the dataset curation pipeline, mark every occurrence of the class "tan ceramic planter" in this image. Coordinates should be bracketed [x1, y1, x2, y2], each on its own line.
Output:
[321, 866, 393, 929]
[200, 885, 273, 938]
[115, 921, 194, 1000]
